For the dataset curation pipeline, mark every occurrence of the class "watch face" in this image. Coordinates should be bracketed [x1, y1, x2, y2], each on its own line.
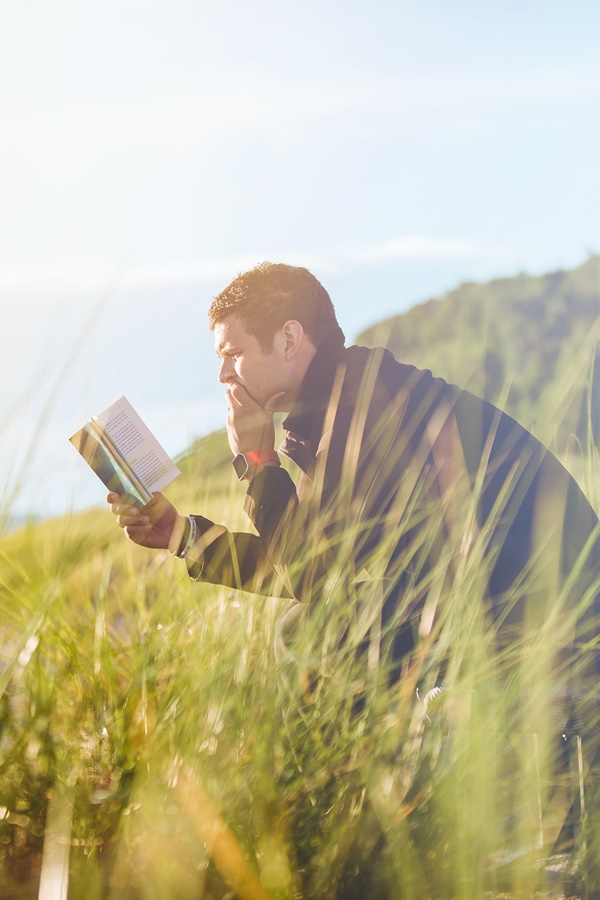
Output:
[232, 453, 249, 481]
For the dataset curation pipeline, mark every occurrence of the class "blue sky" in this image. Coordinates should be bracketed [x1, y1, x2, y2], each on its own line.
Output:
[1, 0, 599, 517]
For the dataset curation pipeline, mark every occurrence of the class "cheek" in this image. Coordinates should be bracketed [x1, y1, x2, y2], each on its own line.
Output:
[235, 362, 260, 395]
[239, 358, 265, 383]
[236, 359, 250, 381]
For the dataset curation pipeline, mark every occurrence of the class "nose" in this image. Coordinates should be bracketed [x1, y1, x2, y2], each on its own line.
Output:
[218, 358, 234, 384]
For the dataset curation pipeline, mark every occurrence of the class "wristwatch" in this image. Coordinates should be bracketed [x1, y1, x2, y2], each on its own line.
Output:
[232, 449, 280, 481]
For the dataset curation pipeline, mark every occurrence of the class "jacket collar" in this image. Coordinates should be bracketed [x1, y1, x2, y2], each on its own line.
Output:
[280, 325, 346, 468]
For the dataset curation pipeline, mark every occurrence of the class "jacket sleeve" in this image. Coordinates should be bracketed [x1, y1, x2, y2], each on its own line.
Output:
[185, 512, 293, 598]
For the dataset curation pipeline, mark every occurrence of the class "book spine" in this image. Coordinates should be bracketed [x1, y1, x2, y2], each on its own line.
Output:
[88, 418, 153, 504]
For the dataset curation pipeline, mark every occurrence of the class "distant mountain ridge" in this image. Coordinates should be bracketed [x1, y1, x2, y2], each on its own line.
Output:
[356, 255, 600, 453]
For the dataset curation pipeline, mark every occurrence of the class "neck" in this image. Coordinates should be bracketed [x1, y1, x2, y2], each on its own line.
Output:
[282, 327, 347, 431]
[284, 340, 318, 409]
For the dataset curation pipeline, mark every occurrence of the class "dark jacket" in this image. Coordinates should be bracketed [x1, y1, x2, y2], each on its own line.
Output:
[189, 328, 599, 679]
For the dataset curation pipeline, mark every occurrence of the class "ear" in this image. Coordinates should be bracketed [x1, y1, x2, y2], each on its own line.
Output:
[278, 320, 305, 360]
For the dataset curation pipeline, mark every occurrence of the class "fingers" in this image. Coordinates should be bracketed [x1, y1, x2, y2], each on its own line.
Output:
[226, 383, 284, 414]
[123, 523, 151, 542]
[118, 510, 150, 529]
[226, 382, 254, 407]
[107, 495, 149, 527]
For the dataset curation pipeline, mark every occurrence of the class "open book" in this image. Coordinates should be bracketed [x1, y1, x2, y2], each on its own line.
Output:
[69, 396, 181, 506]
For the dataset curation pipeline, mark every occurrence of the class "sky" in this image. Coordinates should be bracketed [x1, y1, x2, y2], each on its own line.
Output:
[1, 0, 599, 519]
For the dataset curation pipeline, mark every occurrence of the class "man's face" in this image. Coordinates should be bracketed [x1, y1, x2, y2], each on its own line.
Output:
[214, 314, 294, 411]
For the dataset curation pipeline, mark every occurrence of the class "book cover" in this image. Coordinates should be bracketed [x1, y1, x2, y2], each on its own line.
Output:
[70, 397, 180, 506]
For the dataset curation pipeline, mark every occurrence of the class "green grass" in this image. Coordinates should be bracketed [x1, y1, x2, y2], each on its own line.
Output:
[1, 383, 599, 898]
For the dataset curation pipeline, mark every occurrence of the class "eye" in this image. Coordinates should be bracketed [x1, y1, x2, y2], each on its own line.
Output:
[218, 349, 240, 361]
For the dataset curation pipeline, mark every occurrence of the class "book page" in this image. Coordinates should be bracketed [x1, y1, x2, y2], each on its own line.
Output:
[93, 396, 180, 493]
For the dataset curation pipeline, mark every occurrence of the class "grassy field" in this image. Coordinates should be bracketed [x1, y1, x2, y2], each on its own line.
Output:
[1, 414, 599, 898]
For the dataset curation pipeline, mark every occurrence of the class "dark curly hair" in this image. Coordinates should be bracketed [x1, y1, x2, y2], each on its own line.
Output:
[208, 262, 343, 351]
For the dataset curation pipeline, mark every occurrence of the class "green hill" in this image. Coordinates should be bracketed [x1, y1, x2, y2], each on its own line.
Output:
[356, 254, 600, 455]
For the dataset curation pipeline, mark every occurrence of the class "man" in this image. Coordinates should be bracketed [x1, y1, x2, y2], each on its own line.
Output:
[109, 262, 599, 699]
[108, 261, 600, 892]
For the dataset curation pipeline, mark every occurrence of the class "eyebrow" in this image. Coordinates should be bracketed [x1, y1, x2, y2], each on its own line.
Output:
[216, 344, 241, 358]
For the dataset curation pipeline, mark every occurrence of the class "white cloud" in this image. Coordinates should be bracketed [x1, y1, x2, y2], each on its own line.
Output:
[0, 237, 479, 299]
[357, 237, 476, 262]
[0, 84, 378, 173]
[3, 64, 599, 172]
[0, 251, 338, 296]
[0, 258, 253, 297]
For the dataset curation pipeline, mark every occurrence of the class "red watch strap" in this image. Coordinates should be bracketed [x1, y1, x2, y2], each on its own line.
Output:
[244, 450, 280, 466]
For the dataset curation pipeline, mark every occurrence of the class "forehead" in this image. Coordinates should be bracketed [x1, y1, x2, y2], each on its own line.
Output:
[213, 314, 256, 353]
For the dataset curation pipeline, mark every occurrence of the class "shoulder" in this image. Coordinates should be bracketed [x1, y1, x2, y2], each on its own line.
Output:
[341, 344, 452, 411]
[341, 344, 547, 462]
[342, 343, 439, 387]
